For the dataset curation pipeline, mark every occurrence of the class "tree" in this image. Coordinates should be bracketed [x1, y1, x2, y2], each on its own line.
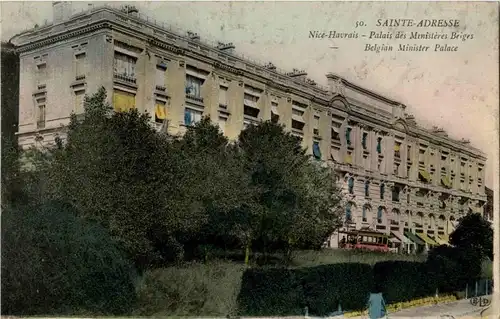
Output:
[237, 121, 342, 263]
[1, 200, 136, 315]
[450, 212, 493, 260]
[47, 88, 181, 268]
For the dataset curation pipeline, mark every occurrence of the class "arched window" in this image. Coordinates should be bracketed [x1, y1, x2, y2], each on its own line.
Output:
[348, 177, 354, 194]
[377, 206, 384, 223]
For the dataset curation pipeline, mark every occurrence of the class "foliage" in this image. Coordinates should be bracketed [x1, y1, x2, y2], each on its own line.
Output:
[237, 268, 306, 316]
[373, 261, 433, 304]
[1, 200, 136, 316]
[237, 121, 342, 261]
[450, 212, 493, 260]
[135, 261, 244, 316]
[301, 263, 373, 315]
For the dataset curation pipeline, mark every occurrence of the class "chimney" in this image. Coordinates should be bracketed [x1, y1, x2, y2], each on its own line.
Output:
[52, 1, 72, 23]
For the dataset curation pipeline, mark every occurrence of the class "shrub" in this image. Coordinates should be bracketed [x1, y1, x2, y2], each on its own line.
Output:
[135, 261, 244, 316]
[237, 267, 305, 316]
[300, 263, 373, 315]
[373, 261, 433, 304]
[1, 201, 137, 316]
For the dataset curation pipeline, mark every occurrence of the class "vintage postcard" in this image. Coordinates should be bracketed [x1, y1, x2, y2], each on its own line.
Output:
[1, 1, 498, 318]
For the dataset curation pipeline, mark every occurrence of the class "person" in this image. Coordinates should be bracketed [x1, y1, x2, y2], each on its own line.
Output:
[340, 236, 346, 248]
[367, 290, 387, 319]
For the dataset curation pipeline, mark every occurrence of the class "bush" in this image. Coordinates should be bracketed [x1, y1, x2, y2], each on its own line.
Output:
[300, 263, 373, 315]
[1, 201, 137, 316]
[373, 261, 433, 304]
[237, 267, 305, 316]
[135, 261, 244, 316]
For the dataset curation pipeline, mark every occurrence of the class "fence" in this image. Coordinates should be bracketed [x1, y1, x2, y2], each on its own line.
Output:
[464, 279, 493, 298]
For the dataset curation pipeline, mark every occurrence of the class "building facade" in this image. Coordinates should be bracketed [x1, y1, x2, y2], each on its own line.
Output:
[10, 3, 487, 249]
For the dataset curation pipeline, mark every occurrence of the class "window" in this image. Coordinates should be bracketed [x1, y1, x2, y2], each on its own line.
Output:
[312, 141, 321, 160]
[112, 89, 136, 112]
[348, 177, 354, 194]
[394, 142, 401, 158]
[155, 100, 167, 123]
[363, 154, 369, 168]
[380, 183, 385, 200]
[313, 115, 320, 136]
[292, 108, 304, 117]
[271, 101, 279, 123]
[362, 132, 368, 149]
[37, 102, 46, 129]
[186, 75, 203, 98]
[74, 90, 85, 114]
[292, 119, 305, 131]
[346, 127, 352, 145]
[219, 86, 228, 107]
[377, 207, 383, 223]
[394, 163, 400, 175]
[345, 203, 352, 222]
[362, 206, 367, 222]
[392, 186, 400, 202]
[113, 52, 136, 78]
[184, 107, 202, 126]
[376, 137, 382, 153]
[244, 93, 259, 108]
[407, 145, 412, 160]
[75, 53, 86, 77]
[156, 65, 167, 87]
[364, 181, 370, 197]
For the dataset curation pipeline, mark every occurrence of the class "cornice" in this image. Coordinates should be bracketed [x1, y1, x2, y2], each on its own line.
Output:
[15, 21, 112, 53]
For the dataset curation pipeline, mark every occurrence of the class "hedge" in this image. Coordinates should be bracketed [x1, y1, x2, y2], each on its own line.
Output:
[237, 268, 305, 316]
[373, 261, 434, 304]
[300, 263, 373, 316]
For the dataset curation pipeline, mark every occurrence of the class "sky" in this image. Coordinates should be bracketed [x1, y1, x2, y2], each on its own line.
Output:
[1, 1, 498, 188]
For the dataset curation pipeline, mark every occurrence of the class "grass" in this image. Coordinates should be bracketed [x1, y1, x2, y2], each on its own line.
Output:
[290, 249, 426, 267]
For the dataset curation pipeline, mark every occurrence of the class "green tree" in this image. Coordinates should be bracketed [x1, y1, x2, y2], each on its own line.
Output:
[237, 121, 342, 263]
[450, 212, 493, 260]
[1, 200, 136, 316]
[47, 88, 180, 268]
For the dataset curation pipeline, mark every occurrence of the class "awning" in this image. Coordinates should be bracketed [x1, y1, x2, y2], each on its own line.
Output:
[404, 231, 425, 245]
[389, 237, 400, 243]
[416, 232, 439, 246]
[419, 170, 431, 182]
[392, 231, 412, 244]
[441, 176, 451, 188]
[434, 236, 450, 246]
[344, 154, 352, 164]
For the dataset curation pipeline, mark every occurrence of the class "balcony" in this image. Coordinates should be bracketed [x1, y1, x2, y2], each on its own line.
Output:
[37, 120, 45, 129]
[113, 73, 136, 84]
[155, 85, 166, 92]
[186, 94, 204, 103]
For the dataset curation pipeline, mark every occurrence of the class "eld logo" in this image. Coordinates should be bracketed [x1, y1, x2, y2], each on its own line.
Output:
[470, 296, 490, 307]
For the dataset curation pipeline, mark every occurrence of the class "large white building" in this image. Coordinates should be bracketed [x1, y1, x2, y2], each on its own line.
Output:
[10, 3, 487, 252]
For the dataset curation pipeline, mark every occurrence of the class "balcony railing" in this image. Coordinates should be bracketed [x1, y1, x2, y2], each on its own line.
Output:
[37, 120, 45, 129]
[390, 220, 399, 226]
[113, 73, 136, 84]
[155, 85, 166, 92]
[186, 94, 204, 103]
[75, 74, 86, 81]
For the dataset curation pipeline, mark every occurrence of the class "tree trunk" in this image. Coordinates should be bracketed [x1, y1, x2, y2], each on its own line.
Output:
[244, 242, 251, 265]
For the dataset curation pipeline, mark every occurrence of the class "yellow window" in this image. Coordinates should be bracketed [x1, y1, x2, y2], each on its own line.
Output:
[113, 89, 136, 112]
[155, 102, 167, 120]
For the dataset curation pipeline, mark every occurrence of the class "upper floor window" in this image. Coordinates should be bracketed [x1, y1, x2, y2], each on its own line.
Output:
[74, 89, 85, 114]
[112, 89, 136, 112]
[114, 52, 137, 79]
[313, 115, 320, 136]
[36, 97, 46, 129]
[376, 137, 382, 153]
[394, 142, 401, 159]
[156, 64, 167, 88]
[75, 52, 86, 78]
[184, 107, 203, 126]
[218, 86, 228, 108]
[362, 132, 368, 149]
[380, 183, 385, 199]
[345, 203, 352, 222]
[271, 101, 279, 123]
[364, 181, 370, 197]
[313, 141, 321, 160]
[346, 127, 352, 146]
[185, 75, 203, 98]
[348, 177, 354, 194]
